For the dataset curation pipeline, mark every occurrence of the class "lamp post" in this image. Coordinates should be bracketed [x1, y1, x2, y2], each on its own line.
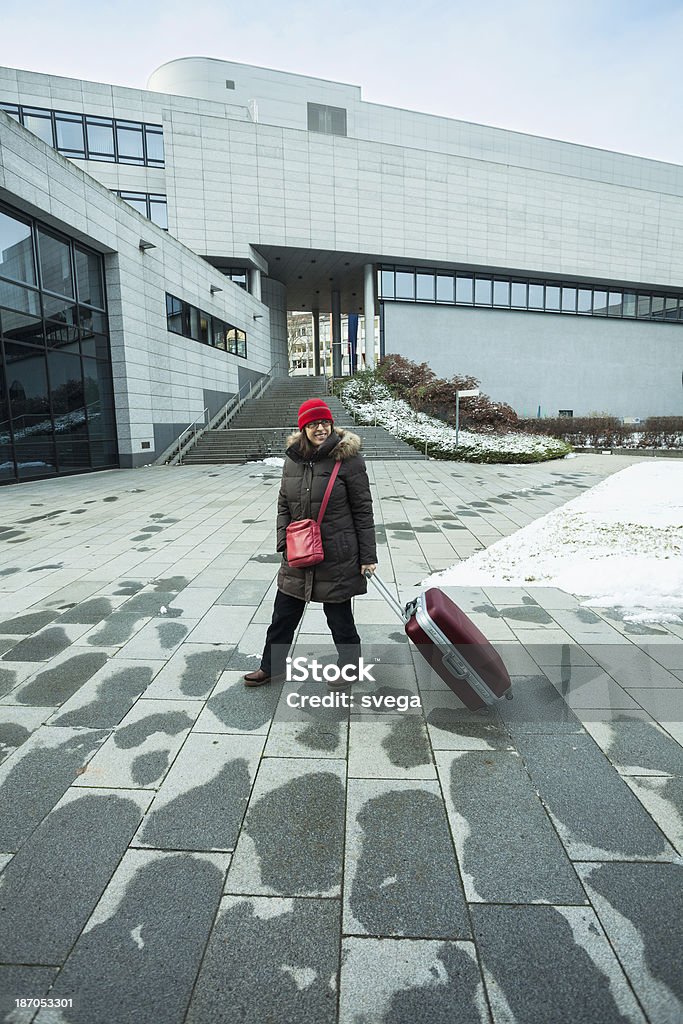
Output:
[455, 388, 479, 446]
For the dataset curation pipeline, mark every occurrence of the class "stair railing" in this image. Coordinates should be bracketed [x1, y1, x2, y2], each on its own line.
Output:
[157, 361, 286, 466]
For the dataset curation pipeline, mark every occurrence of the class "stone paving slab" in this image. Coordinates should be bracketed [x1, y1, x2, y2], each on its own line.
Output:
[471, 904, 647, 1024]
[0, 705, 55, 764]
[34, 850, 227, 1024]
[186, 896, 339, 1024]
[343, 779, 469, 938]
[436, 749, 587, 904]
[133, 732, 264, 852]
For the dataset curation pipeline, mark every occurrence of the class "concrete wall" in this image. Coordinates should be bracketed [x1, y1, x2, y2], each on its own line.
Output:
[383, 302, 683, 419]
[0, 110, 272, 467]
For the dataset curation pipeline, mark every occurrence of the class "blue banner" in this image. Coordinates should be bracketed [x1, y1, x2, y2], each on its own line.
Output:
[348, 313, 358, 373]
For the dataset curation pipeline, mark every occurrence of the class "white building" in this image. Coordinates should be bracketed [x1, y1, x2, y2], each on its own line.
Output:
[1, 56, 682, 481]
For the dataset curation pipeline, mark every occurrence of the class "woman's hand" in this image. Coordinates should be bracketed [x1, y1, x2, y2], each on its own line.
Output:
[361, 564, 377, 576]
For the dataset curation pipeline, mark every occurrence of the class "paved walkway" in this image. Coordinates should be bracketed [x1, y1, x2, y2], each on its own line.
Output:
[0, 455, 681, 1024]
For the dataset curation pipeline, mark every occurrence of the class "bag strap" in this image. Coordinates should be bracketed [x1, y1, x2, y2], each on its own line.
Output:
[316, 461, 341, 525]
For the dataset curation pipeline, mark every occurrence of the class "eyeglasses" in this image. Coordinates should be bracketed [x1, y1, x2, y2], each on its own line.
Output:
[305, 420, 332, 429]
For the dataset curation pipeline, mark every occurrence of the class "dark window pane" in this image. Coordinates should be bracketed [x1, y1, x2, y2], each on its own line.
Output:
[86, 118, 115, 157]
[0, 283, 41, 318]
[561, 287, 576, 312]
[650, 296, 665, 319]
[188, 307, 201, 341]
[237, 330, 247, 358]
[199, 313, 210, 344]
[43, 294, 77, 323]
[55, 114, 84, 154]
[0, 209, 36, 284]
[212, 319, 227, 350]
[511, 282, 527, 307]
[48, 351, 86, 424]
[593, 290, 607, 315]
[416, 273, 435, 301]
[528, 283, 544, 309]
[474, 278, 492, 305]
[493, 280, 510, 306]
[149, 199, 168, 230]
[307, 103, 347, 136]
[45, 320, 79, 352]
[80, 331, 110, 361]
[636, 295, 651, 318]
[664, 297, 679, 320]
[74, 248, 104, 308]
[623, 293, 637, 317]
[38, 230, 73, 297]
[0, 309, 43, 344]
[78, 307, 107, 337]
[4, 342, 51, 434]
[14, 440, 56, 478]
[166, 294, 184, 335]
[395, 271, 414, 300]
[436, 275, 454, 303]
[608, 292, 622, 316]
[545, 286, 560, 311]
[145, 127, 164, 163]
[456, 276, 473, 303]
[116, 124, 144, 162]
[379, 270, 394, 299]
[23, 113, 53, 146]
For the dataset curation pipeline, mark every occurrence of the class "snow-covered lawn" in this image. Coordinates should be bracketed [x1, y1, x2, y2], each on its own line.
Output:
[425, 462, 683, 624]
[341, 380, 569, 462]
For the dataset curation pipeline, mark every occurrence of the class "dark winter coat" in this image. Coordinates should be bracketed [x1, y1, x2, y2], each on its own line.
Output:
[276, 428, 377, 603]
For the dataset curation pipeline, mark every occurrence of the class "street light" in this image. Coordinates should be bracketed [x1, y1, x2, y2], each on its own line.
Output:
[455, 388, 479, 447]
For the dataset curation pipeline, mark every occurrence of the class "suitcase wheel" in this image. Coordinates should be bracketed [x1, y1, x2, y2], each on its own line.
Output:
[504, 690, 513, 700]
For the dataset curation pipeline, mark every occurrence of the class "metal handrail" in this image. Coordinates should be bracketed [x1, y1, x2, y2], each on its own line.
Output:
[157, 361, 286, 466]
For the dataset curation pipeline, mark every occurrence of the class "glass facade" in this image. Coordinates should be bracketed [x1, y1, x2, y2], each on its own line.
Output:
[115, 192, 168, 229]
[0, 203, 118, 484]
[1, 103, 164, 167]
[166, 294, 247, 358]
[378, 266, 683, 325]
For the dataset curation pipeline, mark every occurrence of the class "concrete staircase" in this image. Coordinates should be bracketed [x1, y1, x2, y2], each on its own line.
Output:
[181, 376, 425, 463]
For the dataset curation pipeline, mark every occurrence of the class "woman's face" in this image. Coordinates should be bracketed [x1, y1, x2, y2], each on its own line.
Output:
[304, 419, 333, 446]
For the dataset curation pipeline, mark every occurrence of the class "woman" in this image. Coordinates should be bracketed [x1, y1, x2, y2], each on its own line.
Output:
[244, 397, 377, 688]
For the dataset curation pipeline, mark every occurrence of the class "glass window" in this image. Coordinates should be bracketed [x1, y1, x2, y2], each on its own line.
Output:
[474, 278, 492, 305]
[116, 122, 144, 163]
[188, 306, 201, 341]
[528, 283, 544, 309]
[0, 280, 41, 318]
[0, 103, 20, 121]
[307, 103, 347, 136]
[607, 291, 622, 316]
[436, 275, 454, 303]
[561, 287, 577, 312]
[118, 191, 148, 217]
[55, 113, 85, 155]
[455, 276, 473, 303]
[86, 118, 115, 159]
[43, 295, 77, 325]
[593, 290, 607, 315]
[545, 286, 560, 311]
[416, 273, 435, 301]
[493, 280, 510, 306]
[0, 209, 36, 285]
[622, 292, 637, 317]
[212, 319, 227, 350]
[511, 282, 527, 307]
[0, 310, 43, 345]
[80, 331, 109, 360]
[228, 270, 248, 289]
[144, 127, 164, 164]
[636, 294, 651, 318]
[379, 270, 394, 299]
[166, 294, 184, 335]
[149, 197, 168, 230]
[48, 351, 85, 416]
[198, 312, 210, 345]
[74, 247, 104, 309]
[236, 329, 247, 358]
[664, 297, 679, 320]
[650, 296, 665, 319]
[23, 111, 53, 146]
[37, 229, 73, 297]
[395, 271, 415, 300]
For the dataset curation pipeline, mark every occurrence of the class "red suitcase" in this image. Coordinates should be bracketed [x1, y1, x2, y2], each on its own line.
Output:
[366, 572, 513, 711]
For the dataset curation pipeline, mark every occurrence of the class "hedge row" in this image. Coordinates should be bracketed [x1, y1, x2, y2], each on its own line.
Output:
[518, 416, 683, 448]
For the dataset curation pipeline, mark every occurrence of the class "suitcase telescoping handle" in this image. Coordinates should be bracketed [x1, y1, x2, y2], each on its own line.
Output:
[364, 570, 412, 624]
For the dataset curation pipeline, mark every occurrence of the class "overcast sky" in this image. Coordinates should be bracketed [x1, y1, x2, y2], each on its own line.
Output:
[3, 0, 683, 164]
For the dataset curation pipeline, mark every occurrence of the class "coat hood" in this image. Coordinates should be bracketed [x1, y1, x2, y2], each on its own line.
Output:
[285, 427, 362, 461]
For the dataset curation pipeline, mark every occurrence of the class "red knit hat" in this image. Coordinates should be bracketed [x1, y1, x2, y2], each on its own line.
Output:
[298, 398, 334, 430]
